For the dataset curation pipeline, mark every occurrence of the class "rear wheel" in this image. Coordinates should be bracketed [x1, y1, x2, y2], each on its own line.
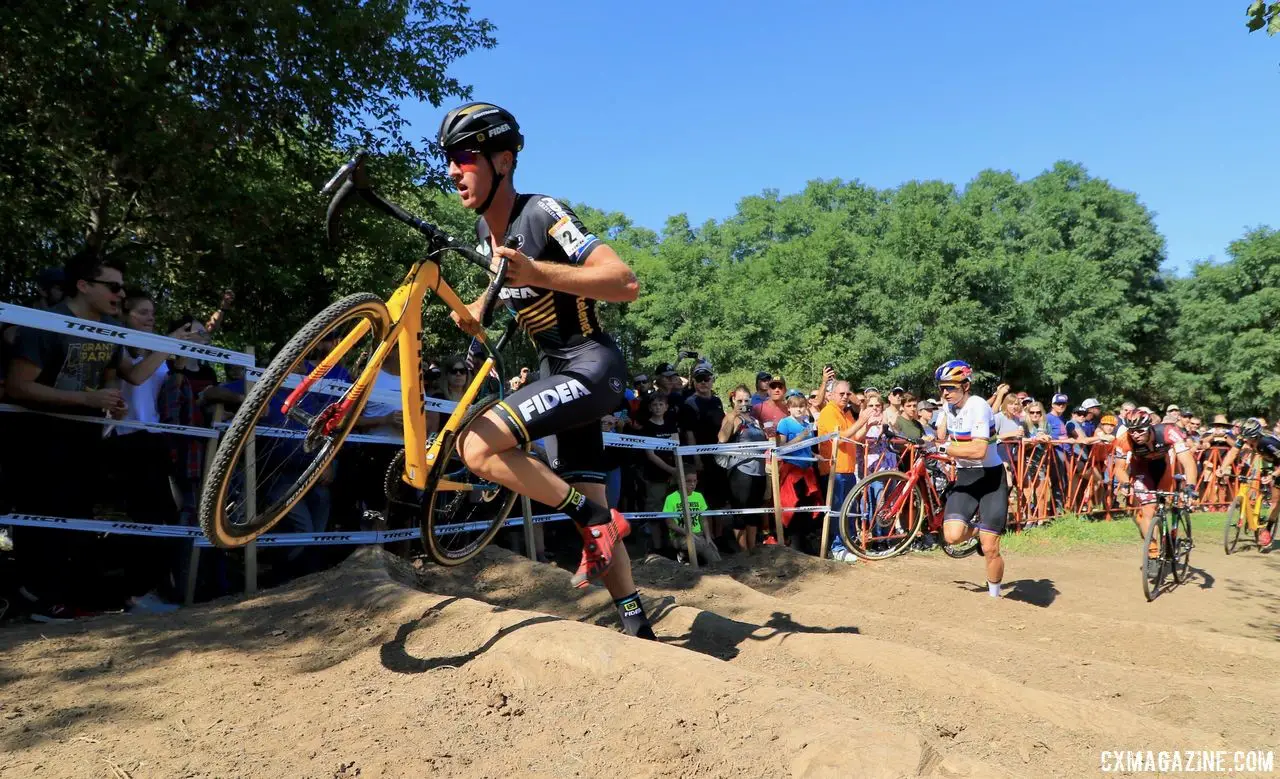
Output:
[837, 471, 926, 561]
[199, 293, 390, 549]
[941, 533, 982, 559]
[1223, 495, 1243, 554]
[420, 397, 525, 565]
[1142, 510, 1167, 602]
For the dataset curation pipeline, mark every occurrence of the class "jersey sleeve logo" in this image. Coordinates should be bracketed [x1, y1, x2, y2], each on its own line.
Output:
[549, 215, 597, 261]
[536, 196, 568, 220]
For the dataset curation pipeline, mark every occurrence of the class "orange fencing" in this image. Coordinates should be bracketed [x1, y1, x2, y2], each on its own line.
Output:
[817, 434, 1259, 532]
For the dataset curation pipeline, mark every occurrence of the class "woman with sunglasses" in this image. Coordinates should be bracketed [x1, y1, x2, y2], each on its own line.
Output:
[933, 360, 1008, 598]
[437, 102, 653, 640]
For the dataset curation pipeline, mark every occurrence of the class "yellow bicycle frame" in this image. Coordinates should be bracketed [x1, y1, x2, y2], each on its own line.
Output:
[298, 259, 500, 491]
[1238, 454, 1264, 531]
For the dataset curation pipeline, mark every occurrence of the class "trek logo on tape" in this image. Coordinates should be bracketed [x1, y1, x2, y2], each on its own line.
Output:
[66, 321, 129, 339]
[176, 342, 235, 361]
[6, 513, 70, 524]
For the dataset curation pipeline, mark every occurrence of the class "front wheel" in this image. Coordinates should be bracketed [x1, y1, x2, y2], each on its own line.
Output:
[199, 293, 391, 549]
[1171, 508, 1193, 583]
[1142, 510, 1167, 602]
[1223, 495, 1243, 555]
[420, 397, 524, 565]
[837, 471, 927, 561]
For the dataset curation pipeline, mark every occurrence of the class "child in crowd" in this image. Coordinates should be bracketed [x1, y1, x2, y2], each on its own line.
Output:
[663, 471, 721, 565]
[776, 391, 820, 552]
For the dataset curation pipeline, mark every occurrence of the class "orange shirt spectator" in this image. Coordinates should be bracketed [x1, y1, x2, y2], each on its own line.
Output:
[816, 382, 858, 476]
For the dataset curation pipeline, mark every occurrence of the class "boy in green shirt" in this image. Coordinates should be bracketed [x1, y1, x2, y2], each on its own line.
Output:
[663, 471, 722, 565]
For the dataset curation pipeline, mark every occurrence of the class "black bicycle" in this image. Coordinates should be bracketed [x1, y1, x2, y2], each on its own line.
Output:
[1139, 477, 1195, 602]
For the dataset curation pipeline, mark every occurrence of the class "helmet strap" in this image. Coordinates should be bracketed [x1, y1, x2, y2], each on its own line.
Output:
[475, 151, 503, 216]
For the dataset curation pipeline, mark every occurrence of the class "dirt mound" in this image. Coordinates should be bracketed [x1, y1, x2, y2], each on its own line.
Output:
[0, 548, 994, 779]
[2, 538, 1277, 778]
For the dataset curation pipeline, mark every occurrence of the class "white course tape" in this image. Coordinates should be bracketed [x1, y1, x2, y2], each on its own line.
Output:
[775, 431, 837, 456]
[0, 403, 219, 439]
[0, 302, 254, 367]
[0, 502, 834, 546]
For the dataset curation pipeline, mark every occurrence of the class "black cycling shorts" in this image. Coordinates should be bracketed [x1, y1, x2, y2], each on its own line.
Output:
[491, 336, 626, 486]
[944, 465, 1009, 535]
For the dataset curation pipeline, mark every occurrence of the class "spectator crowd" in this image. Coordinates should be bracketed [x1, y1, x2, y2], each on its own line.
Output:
[2, 258, 1276, 622]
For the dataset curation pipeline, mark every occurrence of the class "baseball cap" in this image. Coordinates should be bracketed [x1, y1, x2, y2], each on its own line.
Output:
[1166, 404, 1180, 413]
[1051, 393, 1069, 405]
[655, 362, 678, 377]
[1021, 395, 1036, 405]
[632, 374, 649, 385]
[1100, 414, 1118, 425]
[767, 374, 786, 387]
[785, 389, 805, 399]
[1081, 398, 1101, 410]
[918, 399, 937, 411]
[1213, 414, 1229, 425]
[1137, 406, 1152, 414]
[692, 366, 714, 380]
[890, 386, 905, 394]
[863, 386, 880, 395]
[1072, 406, 1085, 415]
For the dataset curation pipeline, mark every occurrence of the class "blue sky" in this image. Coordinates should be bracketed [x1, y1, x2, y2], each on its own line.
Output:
[402, 1, 1279, 273]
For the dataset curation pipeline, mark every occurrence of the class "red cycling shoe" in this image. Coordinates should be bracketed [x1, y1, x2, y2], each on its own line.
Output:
[570, 510, 631, 588]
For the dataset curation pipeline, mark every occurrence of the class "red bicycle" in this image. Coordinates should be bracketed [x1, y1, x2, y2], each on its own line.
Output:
[837, 432, 981, 560]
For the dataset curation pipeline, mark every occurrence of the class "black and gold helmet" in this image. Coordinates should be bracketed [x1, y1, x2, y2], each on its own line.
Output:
[437, 102, 524, 154]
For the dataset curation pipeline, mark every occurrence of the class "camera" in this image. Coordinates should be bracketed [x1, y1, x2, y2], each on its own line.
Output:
[678, 350, 699, 360]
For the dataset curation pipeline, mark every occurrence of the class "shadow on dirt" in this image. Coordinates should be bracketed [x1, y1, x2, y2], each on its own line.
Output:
[953, 578, 1059, 607]
[378, 597, 561, 674]
[646, 597, 860, 661]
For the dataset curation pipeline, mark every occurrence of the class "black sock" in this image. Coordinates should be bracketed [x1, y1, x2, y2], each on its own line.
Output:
[556, 486, 610, 527]
[614, 591, 656, 640]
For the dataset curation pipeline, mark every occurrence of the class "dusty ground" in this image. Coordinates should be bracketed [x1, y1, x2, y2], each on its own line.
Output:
[2, 529, 1278, 778]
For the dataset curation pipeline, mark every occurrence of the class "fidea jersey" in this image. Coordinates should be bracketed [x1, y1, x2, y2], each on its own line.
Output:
[476, 194, 604, 359]
[1235, 433, 1280, 466]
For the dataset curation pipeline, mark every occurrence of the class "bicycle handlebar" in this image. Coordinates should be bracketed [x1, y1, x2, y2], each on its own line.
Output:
[322, 153, 508, 321]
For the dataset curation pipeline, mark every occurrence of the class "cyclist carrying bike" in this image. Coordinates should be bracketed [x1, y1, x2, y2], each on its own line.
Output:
[1216, 418, 1280, 547]
[1113, 411, 1199, 576]
[933, 360, 1009, 598]
[436, 103, 655, 640]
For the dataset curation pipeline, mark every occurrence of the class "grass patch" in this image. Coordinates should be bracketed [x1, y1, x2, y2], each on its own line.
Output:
[999, 512, 1228, 556]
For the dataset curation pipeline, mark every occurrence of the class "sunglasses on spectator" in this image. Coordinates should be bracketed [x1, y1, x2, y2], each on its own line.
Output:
[446, 148, 483, 167]
[1029, 411, 1043, 416]
[694, 375, 713, 383]
[449, 366, 467, 374]
[768, 382, 785, 389]
[87, 279, 126, 294]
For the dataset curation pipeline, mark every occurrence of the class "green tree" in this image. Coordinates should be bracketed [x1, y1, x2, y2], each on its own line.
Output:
[1155, 228, 1280, 418]
[0, 0, 494, 351]
[1247, 1, 1280, 35]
